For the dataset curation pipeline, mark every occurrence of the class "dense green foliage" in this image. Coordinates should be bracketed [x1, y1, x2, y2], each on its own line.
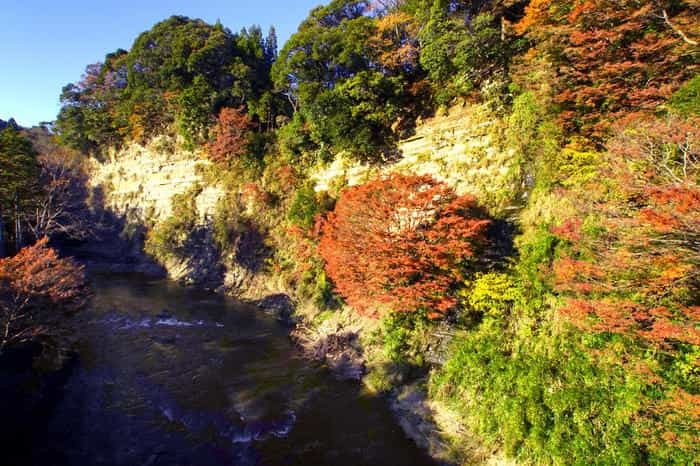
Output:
[670, 74, 700, 117]
[0, 127, 38, 209]
[56, 16, 280, 152]
[272, 0, 430, 161]
[287, 182, 323, 229]
[0, 127, 38, 254]
[418, 0, 526, 104]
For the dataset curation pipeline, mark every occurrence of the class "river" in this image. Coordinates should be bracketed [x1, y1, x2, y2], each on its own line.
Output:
[6, 273, 437, 466]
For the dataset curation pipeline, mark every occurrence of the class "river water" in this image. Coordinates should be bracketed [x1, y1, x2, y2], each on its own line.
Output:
[19, 273, 436, 466]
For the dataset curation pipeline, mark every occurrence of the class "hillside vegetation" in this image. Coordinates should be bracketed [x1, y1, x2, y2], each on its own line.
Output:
[4, 0, 698, 464]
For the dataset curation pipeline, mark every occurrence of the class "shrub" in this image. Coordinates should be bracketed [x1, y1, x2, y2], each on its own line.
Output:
[287, 182, 321, 230]
[460, 272, 520, 320]
[430, 320, 646, 464]
[207, 107, 252, 164]
[318, 173, 490, 318]
[380, 311, 431, 366]
[145, 186, 201, 261]
[0, 238, 90, 353]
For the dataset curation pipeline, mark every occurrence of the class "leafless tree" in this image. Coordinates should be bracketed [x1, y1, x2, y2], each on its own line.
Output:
[24, 149, 92, 241]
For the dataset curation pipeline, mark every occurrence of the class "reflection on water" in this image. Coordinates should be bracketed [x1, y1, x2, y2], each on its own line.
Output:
[18, 274, 437, 466]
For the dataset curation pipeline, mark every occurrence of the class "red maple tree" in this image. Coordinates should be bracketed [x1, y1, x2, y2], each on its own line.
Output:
[207, 106, 252, 164]
[318, 174, 490, 318]
[0, 238, 90, 353]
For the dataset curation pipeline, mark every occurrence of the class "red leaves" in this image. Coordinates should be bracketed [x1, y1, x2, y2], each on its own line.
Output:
[317, 173, 490, 318]
[0, 238, 89, 350]
[551, 114, 700, 350]
[241, 182, 271, 208]
[207, 107, 252, 163]
[560, 299, 700, 348]
[517, 0, 698, 137]
[550, 218, 583, 242]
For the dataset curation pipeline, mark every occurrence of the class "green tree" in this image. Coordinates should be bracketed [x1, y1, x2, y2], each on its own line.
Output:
[272, 0, 416, 161]
[177, 75, 216, 147]
[0, 127, 38, 255]
[56, 51, 128, 153]
[57, 16, 276, 149]
[419, 0, 523, 103]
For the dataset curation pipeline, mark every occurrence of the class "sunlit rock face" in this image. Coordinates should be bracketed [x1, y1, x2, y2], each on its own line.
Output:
[87, 136, 222, 225]
[85, 136, 274, 296]
[313, 103, 524, 218]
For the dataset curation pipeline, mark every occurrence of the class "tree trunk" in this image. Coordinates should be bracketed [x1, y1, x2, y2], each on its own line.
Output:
[0, 204, 5, 258]
[14, 191, 22, 250]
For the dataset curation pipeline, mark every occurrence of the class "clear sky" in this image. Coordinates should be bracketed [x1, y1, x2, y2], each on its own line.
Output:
[0, 0, 323, 127]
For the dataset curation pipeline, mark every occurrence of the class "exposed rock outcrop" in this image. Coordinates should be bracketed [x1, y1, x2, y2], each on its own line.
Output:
[313, 103, 524, 216]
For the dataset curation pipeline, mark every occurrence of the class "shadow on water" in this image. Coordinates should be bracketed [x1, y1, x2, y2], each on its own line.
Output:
[0, 273, 438, 466]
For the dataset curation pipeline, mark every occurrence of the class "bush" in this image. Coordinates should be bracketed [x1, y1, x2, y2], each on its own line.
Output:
[318, 173, 490, 317]
[287, 181, 333, 230]
[144, 186, 201, 261]
[670, 75, 700, 117]
[297, 264, 340, 310]
[276, 113, 318, 167]
[207, 107, 252, 164]
[460, 272, 519, 320]
[430, 320, 647, 464]
[381, 311, 432, 366]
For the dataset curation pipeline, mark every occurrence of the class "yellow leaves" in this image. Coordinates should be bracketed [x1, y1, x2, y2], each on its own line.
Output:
[367, 12, 419, 71]
[658, 263, 692, 282]
[514, 0, 552, 35]
[128, 113, 145, 143]
[555, 147, 604, 188]
[464, 272, 519, 319]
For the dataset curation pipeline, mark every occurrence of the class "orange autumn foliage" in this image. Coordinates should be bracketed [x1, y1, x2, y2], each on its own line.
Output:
[0, 238, 90, 352]
[318, 174, 490, 318]
[207, 106, 252, 163]
[516, 0, 699, 137]
[367, 12, 420, 73]
[552, 114, 700, 349]
[549, 114, 700, 451]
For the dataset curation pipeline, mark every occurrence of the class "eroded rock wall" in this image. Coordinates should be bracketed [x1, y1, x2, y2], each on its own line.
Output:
[88, 136, 221, 224]
[314, 103, 523, 216]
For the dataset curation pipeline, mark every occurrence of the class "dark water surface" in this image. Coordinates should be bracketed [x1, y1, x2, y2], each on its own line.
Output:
[9, 274, 436, 466]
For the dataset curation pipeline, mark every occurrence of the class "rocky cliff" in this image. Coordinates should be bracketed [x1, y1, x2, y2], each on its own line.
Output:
[85, 135, 278, 297]
[84, 103, 517, 294]
[88, 136, 221, 226]
[314, 103, 523, 217]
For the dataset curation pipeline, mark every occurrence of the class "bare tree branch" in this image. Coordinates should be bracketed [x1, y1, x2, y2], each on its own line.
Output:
[23, 149, 93, 241]
[661, 9, 698, 46]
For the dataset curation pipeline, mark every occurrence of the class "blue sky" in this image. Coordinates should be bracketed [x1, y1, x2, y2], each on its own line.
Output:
[0, 0, 323, 127]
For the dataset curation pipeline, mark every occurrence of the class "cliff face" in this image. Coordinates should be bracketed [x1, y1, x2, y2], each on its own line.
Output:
[85, 103, 515, 295]
[88, 136, 221, 225]
[85, 136, 276, 296]
[314, 103, 523, 217]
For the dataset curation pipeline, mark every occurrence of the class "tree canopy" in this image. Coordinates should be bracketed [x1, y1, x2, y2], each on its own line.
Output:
[56, 16, 280, 151]
[318, 173, 490, 317]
